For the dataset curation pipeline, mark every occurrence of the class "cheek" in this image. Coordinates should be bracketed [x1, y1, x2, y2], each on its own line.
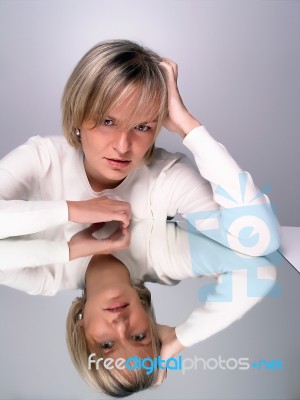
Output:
[81, 132, 106, 153]
[133, 305, 150, 324]
[134, 136, 155, 154]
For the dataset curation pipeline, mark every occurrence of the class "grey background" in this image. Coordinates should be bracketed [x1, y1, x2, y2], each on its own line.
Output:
[1, 1, 300, 400]
[0, 0, 299, 225]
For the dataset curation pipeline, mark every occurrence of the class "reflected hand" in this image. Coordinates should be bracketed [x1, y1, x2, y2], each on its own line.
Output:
[155, 324, 185, 385]
[68, 223, 130, 260]
[159, 58, 201, 138]
[67, 196, 131, 228]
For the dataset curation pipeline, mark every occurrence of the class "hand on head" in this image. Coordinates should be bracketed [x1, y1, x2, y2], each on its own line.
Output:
[159, 58, 201, 137]
[155, 323, 185, 386]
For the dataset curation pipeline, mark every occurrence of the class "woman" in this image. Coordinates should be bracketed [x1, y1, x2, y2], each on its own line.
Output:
[0, 39, 280, 395]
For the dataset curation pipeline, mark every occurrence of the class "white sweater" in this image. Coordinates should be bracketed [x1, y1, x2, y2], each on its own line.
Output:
[0, 126, 281, 255]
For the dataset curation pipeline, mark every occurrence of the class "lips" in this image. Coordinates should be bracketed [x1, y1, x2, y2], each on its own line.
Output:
[105, 158, 131, 169]
[104, 302, 129, 313]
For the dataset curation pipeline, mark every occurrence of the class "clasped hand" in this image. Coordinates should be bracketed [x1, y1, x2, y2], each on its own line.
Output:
[67, 196, 131, 259]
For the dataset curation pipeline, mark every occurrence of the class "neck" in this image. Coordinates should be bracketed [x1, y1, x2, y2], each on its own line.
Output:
[83, 156, 123, 192]
[85, 254, 131, 296]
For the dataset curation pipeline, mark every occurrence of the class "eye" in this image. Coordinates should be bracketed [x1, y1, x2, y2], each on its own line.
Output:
[103, 119, 114, 126]
[135, 124, 151, 132]
[131, 333, 145, 342]
[100, 341, 114, 349]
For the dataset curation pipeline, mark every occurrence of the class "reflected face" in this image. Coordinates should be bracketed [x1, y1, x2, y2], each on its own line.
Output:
[80, 97, 159, 191]
[83, 284, 153, 359]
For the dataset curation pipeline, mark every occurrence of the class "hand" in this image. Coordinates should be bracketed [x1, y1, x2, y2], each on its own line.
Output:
[67, 196, 131, 228]
[159, 58, 201, 138]
[155, 323, 185, 385]
[68, 223, 130, 260]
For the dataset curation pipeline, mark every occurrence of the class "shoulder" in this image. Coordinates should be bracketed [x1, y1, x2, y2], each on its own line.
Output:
[25, 135, 72, 152]
[24, 135, 77, 159]
[11, 135, 79, 175]
[149, 146, 196, 174]
[151, 146, 189, 166]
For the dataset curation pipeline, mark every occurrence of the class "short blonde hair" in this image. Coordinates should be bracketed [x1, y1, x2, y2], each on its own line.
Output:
[66, 281, 161, 397]
[61, 39, 168, 163]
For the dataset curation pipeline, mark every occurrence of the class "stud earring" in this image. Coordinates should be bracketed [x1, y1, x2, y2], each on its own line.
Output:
[74, 128, 81, 139]
[77, 311, 83, 320]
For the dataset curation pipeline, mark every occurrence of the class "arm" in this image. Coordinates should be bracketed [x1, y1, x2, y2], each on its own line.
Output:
[175, 262, 277, 347]
[159, 59, 281, 256]
[150, 221, 278, 350]
[0, 137, 69, 238]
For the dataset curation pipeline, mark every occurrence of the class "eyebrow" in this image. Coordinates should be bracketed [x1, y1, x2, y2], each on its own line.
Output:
[101, 340, 152, 357]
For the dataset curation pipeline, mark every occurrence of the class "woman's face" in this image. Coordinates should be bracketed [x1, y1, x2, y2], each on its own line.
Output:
[83, 283, 153, 359]
[79, 96, 159, 192]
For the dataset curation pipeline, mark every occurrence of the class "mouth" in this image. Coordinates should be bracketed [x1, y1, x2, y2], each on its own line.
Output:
[105, 158, 131, 169]
[104, 302, 129, 313]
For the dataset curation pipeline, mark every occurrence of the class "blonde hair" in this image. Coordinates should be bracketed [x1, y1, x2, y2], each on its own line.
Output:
[61, 39, 168, 163]
[66, 281, 161, 397]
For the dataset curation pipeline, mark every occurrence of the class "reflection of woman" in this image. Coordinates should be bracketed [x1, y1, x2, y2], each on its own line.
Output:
[0, 39, 280, 395]
[66, 222, 277, 396]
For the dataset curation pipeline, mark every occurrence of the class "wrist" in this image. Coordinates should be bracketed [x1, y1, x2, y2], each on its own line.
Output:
[68, 241, 76, 260]
[67, 200, 80, 222]
[179, 115, 201, 138]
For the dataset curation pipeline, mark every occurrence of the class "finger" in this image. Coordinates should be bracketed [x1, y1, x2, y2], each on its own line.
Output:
[159, 58, 178, 72]
[155, 369, 167, 386]
[104, 226, 131, 250]
[113, 210, 131, 228]
[108, 200, 131, 217]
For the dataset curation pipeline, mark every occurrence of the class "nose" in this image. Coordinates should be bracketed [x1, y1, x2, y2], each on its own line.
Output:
[112, 316, 129, 340]
[112, 131, 131, 154]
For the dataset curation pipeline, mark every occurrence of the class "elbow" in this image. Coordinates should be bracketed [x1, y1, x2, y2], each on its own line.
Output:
[226, 213, 282, 257]
[234, 222, 282, 257]
[255, 220, 282, 256]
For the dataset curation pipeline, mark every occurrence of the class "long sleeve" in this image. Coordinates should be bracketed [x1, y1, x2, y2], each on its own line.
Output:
[164, 126, 281, 256]
[175, 258, 278, 347]
[0, 236, 90, 295]
[0, 136, 69, 239]
[0, 237, 69, 270]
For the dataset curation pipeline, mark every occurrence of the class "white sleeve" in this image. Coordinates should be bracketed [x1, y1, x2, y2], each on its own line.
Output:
[149, 221, 279, 348]
[0, 238, 70, 270]
[0, 237, 91, 295]
[171, 126, 281, 256]
[175, 257, 278, 347]
[0, 137, 69, 239]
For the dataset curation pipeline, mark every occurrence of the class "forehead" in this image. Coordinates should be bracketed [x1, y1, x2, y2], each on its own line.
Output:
[107, 88, 161, 124]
